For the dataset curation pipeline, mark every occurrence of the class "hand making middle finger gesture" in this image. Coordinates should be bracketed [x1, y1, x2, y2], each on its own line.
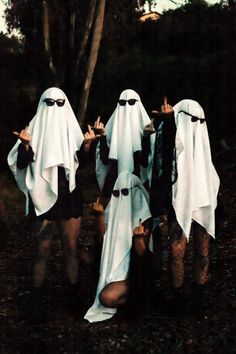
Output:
[83, 125, 98, 151]
[93, 116, 105, 135]
[13, 126, 31, 150]
[88, 197, 104, 214]
[133, 218, 146, 238]
[161, 96, 173, 114]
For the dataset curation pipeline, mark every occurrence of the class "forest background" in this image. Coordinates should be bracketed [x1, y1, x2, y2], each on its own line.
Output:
[0, 0, 236, 169]
[0, 1, 235, 353]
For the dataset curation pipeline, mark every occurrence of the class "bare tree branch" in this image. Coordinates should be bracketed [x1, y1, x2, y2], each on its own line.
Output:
[75, 0, 97, 76]
[77, 0, 106, 126]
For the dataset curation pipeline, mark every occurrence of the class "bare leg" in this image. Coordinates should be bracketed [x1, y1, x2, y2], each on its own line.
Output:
[99, 280, 129, 308]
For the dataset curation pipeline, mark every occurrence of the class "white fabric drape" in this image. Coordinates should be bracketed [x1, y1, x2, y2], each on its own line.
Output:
[172, 99, 220, 239]
[8, 87, 84, 216]
[96, 89, 154, 191]
[84, 171, 151, 322]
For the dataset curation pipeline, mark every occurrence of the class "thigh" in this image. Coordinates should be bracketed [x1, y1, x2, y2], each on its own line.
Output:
[58, 217, 82, 248]
[192, 222, 210, 255]
[31, 219, 56, 241]
[169, 219, 187, 253]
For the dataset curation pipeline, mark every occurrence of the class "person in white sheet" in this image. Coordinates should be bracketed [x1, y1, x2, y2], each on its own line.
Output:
[89, 89, 154, 248]
[143, 99, 220, 318]
[8, 87, 97, 322]
[84, 171, 152, 323]
[169, 99, 220, 318]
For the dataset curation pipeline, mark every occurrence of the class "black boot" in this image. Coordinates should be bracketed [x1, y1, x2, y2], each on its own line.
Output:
[65, 283, 80, 316]
[169, 286, 186, 317]
[192, 283, 205, 319]
[31, 287, 45, 323]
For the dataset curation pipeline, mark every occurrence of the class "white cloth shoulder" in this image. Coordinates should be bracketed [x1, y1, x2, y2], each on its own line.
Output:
[8, 87, 84, 216]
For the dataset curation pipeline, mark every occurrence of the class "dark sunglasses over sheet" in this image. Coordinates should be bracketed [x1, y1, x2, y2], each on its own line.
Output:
[118, 99, 137, 106]
[112, 186, 137, 197]
[179, 110, 205, 124]
[44, 98, 65, 107]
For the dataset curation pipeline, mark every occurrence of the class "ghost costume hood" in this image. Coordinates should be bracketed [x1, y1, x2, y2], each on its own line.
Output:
[96, 89, 154, 191]
[84, 171, 151, 323]
[8, 87, 84, 216]
[172, 99, 220, 239]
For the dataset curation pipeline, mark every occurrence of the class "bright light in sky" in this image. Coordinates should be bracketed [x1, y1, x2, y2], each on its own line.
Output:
[143, 0, 221, 13]
[0, 0, 22, 37]
[0, 0, 7, 34]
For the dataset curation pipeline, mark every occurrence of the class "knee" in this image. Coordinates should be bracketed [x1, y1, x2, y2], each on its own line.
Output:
[36, 244, 51, 259]
[99, 289, 118, 308]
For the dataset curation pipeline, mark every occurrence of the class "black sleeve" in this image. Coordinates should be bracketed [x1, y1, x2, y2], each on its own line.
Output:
[141, 135, 151, 168]
[99, 135, 110, 165]
[76, 142, 90, 168]
[162, 111, 176, 184]
[17, 144, 34, 169]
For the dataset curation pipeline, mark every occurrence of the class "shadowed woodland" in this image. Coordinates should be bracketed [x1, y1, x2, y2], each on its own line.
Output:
[0, 0, 236, 353]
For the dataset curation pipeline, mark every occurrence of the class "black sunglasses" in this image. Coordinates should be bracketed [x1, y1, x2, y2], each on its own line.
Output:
[179, 110, 205, 124]
[44, 98, 65, 107]
[118, 99, 137, 106]
[112, 186, 137, 198]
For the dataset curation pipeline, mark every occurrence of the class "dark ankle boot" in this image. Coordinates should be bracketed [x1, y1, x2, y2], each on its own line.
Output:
[192, 283, 205, 319]
[66, 283, 80, 316]
[170, 286, 186, 317]
[31, 287, 45, 323]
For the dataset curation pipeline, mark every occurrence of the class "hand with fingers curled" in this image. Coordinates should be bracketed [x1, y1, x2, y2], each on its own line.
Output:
[88, 197, 104, 215]
[13, 127, 31, 150]
[92, 116, 105, 136]
[143, 118, 156, 137]
[88, 116, 105, 136]
[161, 96, 173, 114]
[133, 218, 149, 238]
[83, 125, 100, 151]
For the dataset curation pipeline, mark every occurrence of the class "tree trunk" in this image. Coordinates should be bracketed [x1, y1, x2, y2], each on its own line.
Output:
[77, 0, 106, 127]
[42, 0, 57, 82]
[69, 0, 77, 52]
[75, 0, 97, 76]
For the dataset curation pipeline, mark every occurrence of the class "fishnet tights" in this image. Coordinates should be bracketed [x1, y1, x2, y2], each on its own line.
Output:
[169, 220, 210, 288]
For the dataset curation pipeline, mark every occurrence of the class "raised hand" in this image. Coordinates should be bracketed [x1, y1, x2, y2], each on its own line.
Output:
[84, 125, 100, 150]
[143, 118, 156, 137]
[161, 96, 173, 114]
[13, 126, 31, 148]
[90, 116, 105, 136]
[88, 197, 104, 215]
[133, 218, 146, 237]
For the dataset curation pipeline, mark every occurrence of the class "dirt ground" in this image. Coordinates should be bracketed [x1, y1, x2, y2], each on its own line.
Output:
[0, 149, 235, 354]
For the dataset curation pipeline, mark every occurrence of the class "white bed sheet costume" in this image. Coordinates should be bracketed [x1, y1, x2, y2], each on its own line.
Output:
[84, 171, 151, 323]
[172, 99, 220, 240]
[96, 89, 155, 191]
[8, 87, 84, 216]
